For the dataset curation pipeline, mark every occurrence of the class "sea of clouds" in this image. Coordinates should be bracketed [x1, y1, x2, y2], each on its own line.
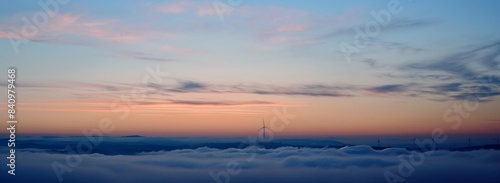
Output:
[1, 145, 500, 183]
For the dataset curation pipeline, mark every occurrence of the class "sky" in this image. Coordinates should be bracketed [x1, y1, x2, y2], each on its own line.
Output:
[0, 0, 499, 137]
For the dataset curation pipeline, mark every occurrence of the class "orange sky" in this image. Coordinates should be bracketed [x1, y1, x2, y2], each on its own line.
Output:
[1, 0, 500, 137]
[2, 93, 499, 137]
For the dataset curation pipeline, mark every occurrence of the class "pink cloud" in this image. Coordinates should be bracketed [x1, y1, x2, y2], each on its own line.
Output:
[152, 1, 219, 17]
[0, 30, 9, 38]
[221, 5, 360, 48]
[48, 15, 147, 43]
[215, 5, 314, 47]
[262, 24, 307, 35]
[197, 6, 217, 16]
[237, 5, 309, 23]
[274, 24, 306, 32]
[154, 1, 192, 13]
[47, 13, 79, 29]
[0, 13, 174, 44]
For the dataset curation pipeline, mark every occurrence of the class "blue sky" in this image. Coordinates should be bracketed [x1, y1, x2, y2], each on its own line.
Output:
[0, 0, 499, 136]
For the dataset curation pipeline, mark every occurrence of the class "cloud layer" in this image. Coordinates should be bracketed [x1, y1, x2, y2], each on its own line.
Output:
[1, 145, 500, 183]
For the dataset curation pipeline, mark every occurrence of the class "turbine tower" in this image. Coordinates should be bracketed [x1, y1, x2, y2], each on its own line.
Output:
[260, 119, 267, 141]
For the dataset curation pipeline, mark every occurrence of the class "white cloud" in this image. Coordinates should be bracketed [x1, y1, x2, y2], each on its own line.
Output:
[1, 145, 499, 183]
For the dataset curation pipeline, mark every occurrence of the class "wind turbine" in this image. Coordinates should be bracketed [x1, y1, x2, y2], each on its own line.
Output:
[260, 119, 267, 141]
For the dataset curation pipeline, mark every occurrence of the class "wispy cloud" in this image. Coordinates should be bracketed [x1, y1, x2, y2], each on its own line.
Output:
[116, 51, 178, 62]
[401, 41, 500, 101]
[2, 99, 283, 114]
[3, 145, 500, 183]
[367, 84, 413, 94]
[431, 83, 462, 93]
[150, 80, 354, 97]
[319, 18, 434, 40]
[0, 13, 173, 45]
[151, 1, 217, 17]
[163, 99, 275, 106]
[404, 41, 500, 78]
[153, 1, 192, 13]
[267, 24, 307, 33]
[177, 81, 206, 91]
